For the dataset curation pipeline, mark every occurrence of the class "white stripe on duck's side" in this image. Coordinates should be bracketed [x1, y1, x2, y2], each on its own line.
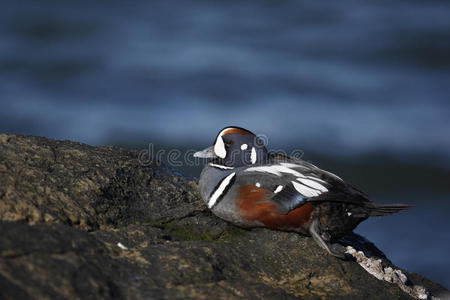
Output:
[243, 163, 330, 198]
[306, 175, 327, 184]
[208, 172, 236, 208]
[292, 181, 321, 197]
[244, 163, 304, 177]
[274, 185, 284, 193]
[209, 163, 234, 170]
[296, 178, 328, 192]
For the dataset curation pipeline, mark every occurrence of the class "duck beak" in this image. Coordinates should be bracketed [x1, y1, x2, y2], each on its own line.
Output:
[193, 146, 216, 158]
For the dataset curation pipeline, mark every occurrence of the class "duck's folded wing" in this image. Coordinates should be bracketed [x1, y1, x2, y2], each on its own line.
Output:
[240, 162, 369, 215]
[265, 182, 370, 215]
[267, 183, 310, 214]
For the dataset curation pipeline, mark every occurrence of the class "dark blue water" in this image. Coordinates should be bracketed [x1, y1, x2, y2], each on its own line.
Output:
[356, 194, 450, 288]
[0, 0, 449, 288]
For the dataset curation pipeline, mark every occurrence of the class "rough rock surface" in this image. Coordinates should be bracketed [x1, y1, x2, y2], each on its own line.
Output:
[0, 133, 447, 299]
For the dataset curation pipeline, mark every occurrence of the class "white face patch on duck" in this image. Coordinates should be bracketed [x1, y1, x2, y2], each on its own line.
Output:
[214, 135, 227, 158]
[251, 147, 257, 164]
[240, 143, 248, 150]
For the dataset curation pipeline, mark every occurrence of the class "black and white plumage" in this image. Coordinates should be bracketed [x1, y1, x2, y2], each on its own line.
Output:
[194, 126, 409, 258]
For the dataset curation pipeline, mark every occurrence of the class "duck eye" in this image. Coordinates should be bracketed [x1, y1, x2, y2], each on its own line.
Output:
[223, 139, 232, 146]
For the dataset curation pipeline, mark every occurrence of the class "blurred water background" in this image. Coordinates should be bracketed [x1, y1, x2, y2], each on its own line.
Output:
[0, 0, 449, 288]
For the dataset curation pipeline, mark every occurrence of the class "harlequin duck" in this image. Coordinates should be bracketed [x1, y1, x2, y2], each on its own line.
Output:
[194, 126, 409, 258]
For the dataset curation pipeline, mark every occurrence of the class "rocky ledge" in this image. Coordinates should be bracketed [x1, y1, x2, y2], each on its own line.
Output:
[0, 133, 447, 299]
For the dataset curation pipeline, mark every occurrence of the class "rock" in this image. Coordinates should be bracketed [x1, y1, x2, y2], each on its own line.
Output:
[0, 133, 447, 299]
